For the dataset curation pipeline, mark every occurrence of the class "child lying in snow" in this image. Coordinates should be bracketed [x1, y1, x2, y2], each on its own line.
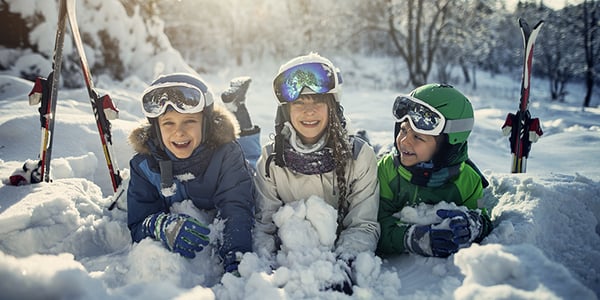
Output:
[127, 73, 259, 275]
[376, 83, 493, 258]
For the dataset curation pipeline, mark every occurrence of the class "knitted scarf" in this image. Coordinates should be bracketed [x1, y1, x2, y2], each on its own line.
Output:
[283, 142, 336, 175]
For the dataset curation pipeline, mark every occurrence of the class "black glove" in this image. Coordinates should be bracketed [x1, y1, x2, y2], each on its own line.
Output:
[329, 277, 353, 295]
[404, 224, 459, 257]
[325, 257, 354, 295]
[404, 209, 485, 257]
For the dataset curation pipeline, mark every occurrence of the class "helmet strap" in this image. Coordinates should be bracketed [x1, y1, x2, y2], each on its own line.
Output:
[433, 135, 468, 167]
[149, 118, 166, 152]
[158, 159, 173, 190]
[147, 118, 175, 190]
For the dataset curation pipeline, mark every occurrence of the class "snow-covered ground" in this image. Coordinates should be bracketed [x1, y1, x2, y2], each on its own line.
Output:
[0, 54, 599, 299]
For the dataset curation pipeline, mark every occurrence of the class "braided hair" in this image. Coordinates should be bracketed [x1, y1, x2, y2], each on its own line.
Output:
[327, 98, 352, 233]
[270, 94, 352, 232]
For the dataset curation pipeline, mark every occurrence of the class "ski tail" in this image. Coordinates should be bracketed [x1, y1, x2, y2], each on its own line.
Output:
[8, 0, 67, 186]
[505, 18, 544, 173]
[40, 0, 68, 183]
[65, 0, 125, 208]
[29, 75, 51, 184]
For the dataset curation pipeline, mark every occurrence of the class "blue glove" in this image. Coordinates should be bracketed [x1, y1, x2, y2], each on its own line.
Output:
[404, 224, 459, 257]
[143, 212, 210, 258]
[436, 209, 483, 245]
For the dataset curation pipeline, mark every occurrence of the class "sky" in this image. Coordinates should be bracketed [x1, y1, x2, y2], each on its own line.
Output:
[0, 0, 599, 299]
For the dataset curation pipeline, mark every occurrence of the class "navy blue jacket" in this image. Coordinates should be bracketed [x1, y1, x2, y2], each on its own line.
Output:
[127, 105, 255, 264]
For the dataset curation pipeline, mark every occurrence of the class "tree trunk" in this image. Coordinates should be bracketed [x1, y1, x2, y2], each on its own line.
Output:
[460, 58, 470, 83]
[584, 68, 593, 107]
[582, 0, 597, 108]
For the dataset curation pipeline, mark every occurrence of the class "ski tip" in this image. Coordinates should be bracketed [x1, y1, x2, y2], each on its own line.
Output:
[518, 18, 527, 27]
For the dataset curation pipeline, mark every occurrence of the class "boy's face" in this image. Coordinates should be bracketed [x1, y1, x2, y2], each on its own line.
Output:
[158, 110, 203, 159]
[396, 121, 438, 167]
[289, 95, 329, 144]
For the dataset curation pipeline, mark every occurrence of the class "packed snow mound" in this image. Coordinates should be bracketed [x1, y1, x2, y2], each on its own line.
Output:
[0, 172, 598, 299]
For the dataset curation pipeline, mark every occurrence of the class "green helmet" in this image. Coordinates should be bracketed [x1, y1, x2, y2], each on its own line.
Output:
[410, 83, 474, 144]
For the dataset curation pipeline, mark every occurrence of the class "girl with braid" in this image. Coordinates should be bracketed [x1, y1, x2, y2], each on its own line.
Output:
[253, 53, 380, 295]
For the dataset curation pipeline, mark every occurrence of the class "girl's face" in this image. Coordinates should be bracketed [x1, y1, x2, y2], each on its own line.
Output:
[158, 110, 203, 159]
[289, 95, 329, 144]
[396, 121, 438, 167]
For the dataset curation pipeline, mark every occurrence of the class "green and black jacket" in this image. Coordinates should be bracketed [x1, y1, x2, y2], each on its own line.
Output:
[376, 149, 493, 255]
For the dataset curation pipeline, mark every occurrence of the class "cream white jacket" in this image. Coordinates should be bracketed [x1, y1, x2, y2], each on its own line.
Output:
[254, 139, 380, 259]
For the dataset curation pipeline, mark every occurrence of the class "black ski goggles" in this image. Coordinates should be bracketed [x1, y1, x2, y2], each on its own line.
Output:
[273, 62, 341, 103]
[141, 82, 207, 118]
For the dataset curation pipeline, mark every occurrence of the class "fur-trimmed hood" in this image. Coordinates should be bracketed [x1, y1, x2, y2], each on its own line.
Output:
[129, 104, 240, 155]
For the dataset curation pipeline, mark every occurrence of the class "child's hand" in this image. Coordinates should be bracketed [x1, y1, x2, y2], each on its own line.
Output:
[143, 212, 210, 258]
[436, 209, 483, 245]
[405, 224, 459, 257]
[324, 257, 354, 295]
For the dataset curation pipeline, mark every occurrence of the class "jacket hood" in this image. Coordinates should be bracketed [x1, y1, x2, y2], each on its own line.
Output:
[129, 104, 240, 155]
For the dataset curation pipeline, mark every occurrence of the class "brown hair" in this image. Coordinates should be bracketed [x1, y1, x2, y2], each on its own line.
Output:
[309, 94, 352, 231]
[278, 93, 352, 228]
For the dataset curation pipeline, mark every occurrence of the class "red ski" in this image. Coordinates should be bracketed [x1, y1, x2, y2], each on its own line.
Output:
[65, 0, 125, 208]
[502, 18, 544, 173]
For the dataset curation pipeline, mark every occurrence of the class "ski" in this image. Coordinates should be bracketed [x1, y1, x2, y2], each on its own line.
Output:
[502, 18, 544, 173]
[65, 0, 124, 208]
[35, 0, 68, 183]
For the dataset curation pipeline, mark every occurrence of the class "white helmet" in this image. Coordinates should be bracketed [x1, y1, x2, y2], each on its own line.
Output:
[273, 52, 343, 103]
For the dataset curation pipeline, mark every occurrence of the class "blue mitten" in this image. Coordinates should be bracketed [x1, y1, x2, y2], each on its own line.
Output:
[436, 209, 483, 245]
[143, 212, 210, 258]
[404, 224, 459, 257]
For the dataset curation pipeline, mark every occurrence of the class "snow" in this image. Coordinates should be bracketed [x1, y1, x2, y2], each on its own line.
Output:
[1, 1, 600, 299]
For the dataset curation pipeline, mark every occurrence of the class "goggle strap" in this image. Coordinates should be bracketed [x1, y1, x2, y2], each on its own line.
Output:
[443, 118, 474, 134]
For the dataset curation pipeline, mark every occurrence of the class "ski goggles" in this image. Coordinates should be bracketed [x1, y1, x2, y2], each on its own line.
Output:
[273, 62, 341, 103]
[393, 95, 473, 135]
[141, 82, 207, 118]
[393, 95, 447, 135]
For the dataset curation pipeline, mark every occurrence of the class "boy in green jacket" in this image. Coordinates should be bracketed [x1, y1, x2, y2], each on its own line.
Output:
[377, 83, 493, 257]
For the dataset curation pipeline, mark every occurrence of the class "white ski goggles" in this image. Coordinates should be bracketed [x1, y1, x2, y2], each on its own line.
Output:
[141, 82, 207, 118]
[393, 95, 473, 136]
[273, 62, 341, 103]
